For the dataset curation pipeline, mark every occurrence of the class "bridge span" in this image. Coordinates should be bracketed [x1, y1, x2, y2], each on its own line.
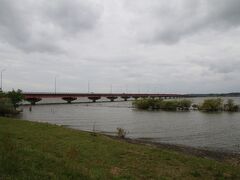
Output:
[23, 92, 185, 105]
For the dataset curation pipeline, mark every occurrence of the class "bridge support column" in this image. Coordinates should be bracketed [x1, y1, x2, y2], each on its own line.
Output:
[132, 96, 140, 100]
[107, 96, 118, 102]
[25, 97, 42, 105]
[121, 96, 130, 101]
[62, 97, 77, 104]
[88, 96, 101, 102]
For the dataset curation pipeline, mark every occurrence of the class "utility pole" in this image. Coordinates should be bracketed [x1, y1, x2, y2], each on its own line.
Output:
[1, 69, 6, 92]
[110, 84, 112, 93]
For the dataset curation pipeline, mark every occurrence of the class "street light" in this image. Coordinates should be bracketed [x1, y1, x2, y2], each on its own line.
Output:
[110, 84, 112, 94]
[87, 80, 90, 93]
[1, 69, 6, 92]
[54, 75, 57, 94]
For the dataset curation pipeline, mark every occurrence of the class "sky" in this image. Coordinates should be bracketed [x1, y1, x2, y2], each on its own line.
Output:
[0, 0, 240, 94]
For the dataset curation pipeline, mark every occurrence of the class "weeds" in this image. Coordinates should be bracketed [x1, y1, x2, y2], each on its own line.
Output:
[116, 128, 127, 138]
[91, 121, 97, 136]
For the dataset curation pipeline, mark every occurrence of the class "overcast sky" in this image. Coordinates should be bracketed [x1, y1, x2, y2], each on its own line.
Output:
[0, 0, 240, 93]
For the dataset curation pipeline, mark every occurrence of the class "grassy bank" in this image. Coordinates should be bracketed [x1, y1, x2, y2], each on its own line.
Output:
[0, 117, 240, 179]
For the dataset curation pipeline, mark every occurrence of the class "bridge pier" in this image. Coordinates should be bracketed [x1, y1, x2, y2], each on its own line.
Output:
[132, 96, 140, 100]
[25, 97, 42, 105]
[88, 96, 101, 102]
[62, 97, 77, 104]
[106, 96, 118, 102]
[121, 96, 130, 101]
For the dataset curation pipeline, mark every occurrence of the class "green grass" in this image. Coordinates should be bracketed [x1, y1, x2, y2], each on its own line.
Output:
[0, 117, 240, 179]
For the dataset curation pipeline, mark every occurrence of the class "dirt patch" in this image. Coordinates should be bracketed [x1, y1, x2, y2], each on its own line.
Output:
[110, 166, 121, 176]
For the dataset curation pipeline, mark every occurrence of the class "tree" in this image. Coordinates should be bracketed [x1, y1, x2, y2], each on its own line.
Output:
[159, 100, 179, 111]
[0, 91, 6, 98]
[199, 98, 223, 112]
[224, 99, 239, 112]
[177, 99, 192, 110]
[7, 89, 24, 108]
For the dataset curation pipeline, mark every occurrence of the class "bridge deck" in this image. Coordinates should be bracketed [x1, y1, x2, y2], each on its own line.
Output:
[23, 93, 184, 98]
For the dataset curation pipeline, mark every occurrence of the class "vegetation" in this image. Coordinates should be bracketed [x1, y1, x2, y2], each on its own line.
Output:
[116, 128, 127, 138]
[159, 100, 179, 111]
[133, 98, 192, 111]
[177, 99, 192, 110]
[0, 89, 23, 116]
[132, 98, 160, 110]
[199, 98, 223, 112]
[1, 117, 240, 179]
[0, 98, 17, 116]
[199, 98, 239, 112]
[0, 91, 6, 98]
[133, 98, 239, 112]
[7, 89, 24, 108]
[224, 99, 239, 112]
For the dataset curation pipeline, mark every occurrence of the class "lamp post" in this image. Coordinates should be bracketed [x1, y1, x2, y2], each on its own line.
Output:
[87, 81, 90, 93]
[54, 76, 57, 94]
[1, 69, 6, 92]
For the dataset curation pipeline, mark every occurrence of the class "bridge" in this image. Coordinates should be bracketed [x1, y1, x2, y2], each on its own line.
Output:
[23, 92, 185, 105]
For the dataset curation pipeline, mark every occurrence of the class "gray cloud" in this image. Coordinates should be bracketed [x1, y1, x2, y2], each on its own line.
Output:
[0, 0, 240, 93]
[127, 0, 240, 44]
[45, 0, 102, 34]
[0, 0, 102, 53]
[190, 56, 240, 74]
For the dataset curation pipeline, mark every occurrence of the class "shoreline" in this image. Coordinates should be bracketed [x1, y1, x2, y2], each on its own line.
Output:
[65, 127, 240, 161]
[102, 133, 240, 162]
[20, 121, 240, 161]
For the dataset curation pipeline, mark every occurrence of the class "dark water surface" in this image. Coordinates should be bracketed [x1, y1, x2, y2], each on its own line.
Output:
[18, 97, 240, 153]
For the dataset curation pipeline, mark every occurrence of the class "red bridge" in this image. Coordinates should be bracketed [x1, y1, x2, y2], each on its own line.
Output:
[23, 92, 185, 105]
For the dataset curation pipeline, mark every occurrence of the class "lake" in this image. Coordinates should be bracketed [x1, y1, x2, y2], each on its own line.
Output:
[17, 97, 240, 153]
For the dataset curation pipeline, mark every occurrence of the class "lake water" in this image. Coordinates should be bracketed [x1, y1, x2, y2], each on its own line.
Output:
[17, 97, 240, 153]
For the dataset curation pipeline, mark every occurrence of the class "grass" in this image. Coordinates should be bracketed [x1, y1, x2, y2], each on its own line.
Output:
[0, 117, 240, 179]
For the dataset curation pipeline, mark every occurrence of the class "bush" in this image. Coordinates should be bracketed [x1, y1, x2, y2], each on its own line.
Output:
[0, 92, 6, 98]
[159, 100, 179, 111]
[224, 99, 239, 112]
[177, 99, 192, 110]
[116, 128, 127, 138]
[132, 98, 160, 110]
[133, 98, 192, 111]
[192, 104, 199, 110]
[0, 98, 18, 116]
[199, 98, 223, 112]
